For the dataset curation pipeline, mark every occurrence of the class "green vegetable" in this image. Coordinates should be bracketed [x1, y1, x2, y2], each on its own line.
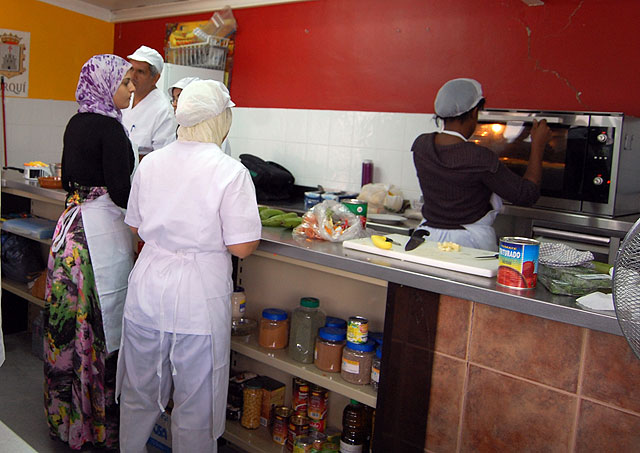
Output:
[538, 263, 612, 296]
[282, 217, 303, 228]
[259, 208, 285, 220]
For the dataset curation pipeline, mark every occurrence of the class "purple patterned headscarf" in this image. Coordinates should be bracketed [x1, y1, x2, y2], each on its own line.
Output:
[75, 54, 132, 123]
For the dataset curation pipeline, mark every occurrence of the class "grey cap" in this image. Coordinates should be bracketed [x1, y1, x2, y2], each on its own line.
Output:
[434, 78, 484, 118]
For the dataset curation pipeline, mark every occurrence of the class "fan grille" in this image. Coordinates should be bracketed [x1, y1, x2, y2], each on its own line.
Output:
[613, 218, 640, 360]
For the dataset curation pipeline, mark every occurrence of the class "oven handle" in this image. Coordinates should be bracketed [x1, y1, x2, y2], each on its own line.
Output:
[479, 113, 563, 124]
[532, 226, 611, 246]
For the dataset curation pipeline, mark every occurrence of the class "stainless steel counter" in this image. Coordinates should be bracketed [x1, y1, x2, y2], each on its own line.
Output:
[1, 170, 66, 203]
[258, 227, 622, 336]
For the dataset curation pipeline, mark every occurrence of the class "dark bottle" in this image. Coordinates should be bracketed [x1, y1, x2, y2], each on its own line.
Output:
[340, 399, 367, 452]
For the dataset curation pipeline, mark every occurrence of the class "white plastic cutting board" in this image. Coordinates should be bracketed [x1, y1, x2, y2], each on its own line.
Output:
[343, 234, 499, 277]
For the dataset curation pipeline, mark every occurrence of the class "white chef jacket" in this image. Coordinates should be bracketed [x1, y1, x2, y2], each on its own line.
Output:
[122, 88, 177, 154]
[123, 140, 262, 335]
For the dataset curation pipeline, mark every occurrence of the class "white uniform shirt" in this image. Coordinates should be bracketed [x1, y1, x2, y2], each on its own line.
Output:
[122, 88, 177, 154]
[124, 141, 262, 335]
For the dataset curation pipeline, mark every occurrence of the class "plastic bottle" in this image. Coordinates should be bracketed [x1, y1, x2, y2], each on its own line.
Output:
[340, 400, 367, 452]
[289, 297, 326, 363]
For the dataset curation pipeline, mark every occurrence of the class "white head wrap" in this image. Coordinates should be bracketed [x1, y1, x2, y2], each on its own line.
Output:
[127, 45, 164, 74]
[168, 76, 200, 97]
[434, 78, 484, 118]
[175, 80, 235, 127]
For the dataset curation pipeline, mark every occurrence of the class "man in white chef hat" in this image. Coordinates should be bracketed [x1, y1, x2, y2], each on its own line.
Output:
[118, 80, 261, 453]
[122, 45, 177, 158]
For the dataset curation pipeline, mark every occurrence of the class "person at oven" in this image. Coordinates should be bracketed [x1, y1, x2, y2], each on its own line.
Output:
[411, 78, 552, 251]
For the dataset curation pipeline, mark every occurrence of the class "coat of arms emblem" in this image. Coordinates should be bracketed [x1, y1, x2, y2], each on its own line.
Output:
[0, 33, 26, 78]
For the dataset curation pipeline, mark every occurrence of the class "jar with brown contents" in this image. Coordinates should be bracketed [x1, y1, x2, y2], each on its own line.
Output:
[314, 327, 346, 373]
[259, 308, 289, 349]
[240, 380, 263, 429]
[341, 339, 375, 385]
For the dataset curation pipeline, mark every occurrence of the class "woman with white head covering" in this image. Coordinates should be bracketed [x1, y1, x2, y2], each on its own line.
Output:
[411, 78, 552, 251]
[168, 76, 200, 112]
[45, 54, 135, 450]
[118, 80, 261, 453]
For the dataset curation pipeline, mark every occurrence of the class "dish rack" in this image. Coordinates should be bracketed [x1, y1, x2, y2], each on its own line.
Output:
[165, 35, 230, 70]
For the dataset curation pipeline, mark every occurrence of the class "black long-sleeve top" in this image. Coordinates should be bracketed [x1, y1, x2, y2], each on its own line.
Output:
[62, 113, 134, 208]
[412, 133, 540, 229]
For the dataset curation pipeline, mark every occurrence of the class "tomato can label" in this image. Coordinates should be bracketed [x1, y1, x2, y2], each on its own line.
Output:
[292, 378, 309, 415]
[497, 237, 540, 289]
[307, 386, 328, 421]
[342, 199, 368, 228]
[347, 316, 369, 343]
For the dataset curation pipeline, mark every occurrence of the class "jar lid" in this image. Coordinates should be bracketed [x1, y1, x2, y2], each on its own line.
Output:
[300, 297, 319, 308]
[244, 377, 263, 389]
[376, 346, 382, 358]
[325, 316, 347, 329]
[304, 191, 322, 198]
[369, 331, 383, 345]
[346, 339, 375, 352]
[234, 286, 244, 293]
[318, 327, 346, 341]
[262, 308, 288, 321]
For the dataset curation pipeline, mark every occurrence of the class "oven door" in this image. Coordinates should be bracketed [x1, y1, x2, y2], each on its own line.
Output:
[474, 110, 591, 212]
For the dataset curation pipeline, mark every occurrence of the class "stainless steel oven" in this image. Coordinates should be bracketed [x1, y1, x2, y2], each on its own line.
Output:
[473, 109, 640, 217]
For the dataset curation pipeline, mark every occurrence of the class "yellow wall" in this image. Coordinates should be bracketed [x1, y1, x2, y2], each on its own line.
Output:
[1, 0, 114, 101]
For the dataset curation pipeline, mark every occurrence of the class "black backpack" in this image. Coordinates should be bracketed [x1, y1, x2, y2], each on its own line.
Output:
[239, 154, 295, 202]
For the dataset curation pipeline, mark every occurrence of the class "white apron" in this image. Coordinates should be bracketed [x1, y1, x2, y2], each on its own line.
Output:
[52, 194, 134, 353]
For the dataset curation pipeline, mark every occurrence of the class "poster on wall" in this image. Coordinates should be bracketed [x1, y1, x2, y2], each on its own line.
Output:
[0, 29, 30, 97]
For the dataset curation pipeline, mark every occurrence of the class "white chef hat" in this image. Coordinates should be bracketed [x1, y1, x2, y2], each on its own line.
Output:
[127, 45, 164, 74]
[175, 80, 235, 127]
[434, 78, 484, 118]
[168, 77, 200, 97]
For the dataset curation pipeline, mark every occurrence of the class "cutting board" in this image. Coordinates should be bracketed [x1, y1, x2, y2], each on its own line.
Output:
[343, 234, 499, 277]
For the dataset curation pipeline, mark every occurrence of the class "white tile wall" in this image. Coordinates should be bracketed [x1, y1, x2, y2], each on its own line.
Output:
[3, 102, 439, 203]
[3, 98, 77, 168]
[229, 108, 440, 202]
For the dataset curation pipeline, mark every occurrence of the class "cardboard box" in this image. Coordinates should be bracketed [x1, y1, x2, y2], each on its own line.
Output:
[146, 411, 172, 453]
[256, 376, 285, 427]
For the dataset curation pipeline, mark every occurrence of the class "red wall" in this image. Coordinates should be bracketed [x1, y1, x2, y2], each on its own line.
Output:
[114, 0, 640, 116]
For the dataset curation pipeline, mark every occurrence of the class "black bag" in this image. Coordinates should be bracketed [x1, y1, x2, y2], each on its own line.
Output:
[239, 154, 295, 202]
[1, 232, 45, 283]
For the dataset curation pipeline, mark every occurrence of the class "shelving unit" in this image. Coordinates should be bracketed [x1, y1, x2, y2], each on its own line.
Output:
[1, 279, 45, 308]
[231, 336, 377, 408]
[223, 420, 282, 453]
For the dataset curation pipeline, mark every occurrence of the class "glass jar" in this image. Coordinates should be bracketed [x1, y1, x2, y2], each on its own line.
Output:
[240, 380, 263, 429]
[231, 286, 246, 322]
[259, 308, 289, 349]
[371, 346, 382, 391]
[288, 297, 326, 364]
[314, 327, 346, 373]
[341, 340, 375, 385]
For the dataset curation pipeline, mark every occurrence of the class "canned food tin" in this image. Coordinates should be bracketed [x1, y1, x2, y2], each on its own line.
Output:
[341, 199, 368, 228]
[293, 436, 313, 453]
[272, 406, 293, 445]
[292, 377, 310, 415]
[308, 416, 326, 433]
[497, 237, 540, 289]
[307, 384, 328, 423]
[286, 414, 310, 451]
[304, 192, 322, 211]
[347, 316, 369, 343]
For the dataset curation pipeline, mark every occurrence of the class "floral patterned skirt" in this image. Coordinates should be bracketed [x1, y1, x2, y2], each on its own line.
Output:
[43, 186, 119, 450]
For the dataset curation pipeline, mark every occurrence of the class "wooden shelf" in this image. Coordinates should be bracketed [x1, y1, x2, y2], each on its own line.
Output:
[223, 420, 283, 453]
[231, 336, 377, 408]
[1, 278, 46, 308]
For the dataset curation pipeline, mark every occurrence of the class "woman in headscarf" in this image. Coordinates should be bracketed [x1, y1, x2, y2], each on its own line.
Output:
[44, 54, 136, 450]
[117, 80, 261, 453]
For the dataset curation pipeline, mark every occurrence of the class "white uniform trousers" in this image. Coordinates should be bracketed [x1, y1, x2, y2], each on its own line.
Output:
[119, 319, 218, 453]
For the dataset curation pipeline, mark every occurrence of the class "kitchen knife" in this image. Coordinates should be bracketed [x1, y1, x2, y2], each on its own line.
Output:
[405, 229, 430, 251]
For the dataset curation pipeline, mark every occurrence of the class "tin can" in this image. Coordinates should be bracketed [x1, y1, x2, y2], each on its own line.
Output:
[307, 384, 328, 423]
[292, 377, 310, 415]
[308, 416, 326, 433]
[497, 237, 540, 289]
[286, 414, 310, 451]
[341, 199, 368, 228]
[272, 406, 293, 445]
[304, 192, 322, 211]
[293, 436, 313, 453]
[347, 316, 369, 343]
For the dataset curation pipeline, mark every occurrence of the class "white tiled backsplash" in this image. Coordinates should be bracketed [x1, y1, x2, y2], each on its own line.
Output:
[5, 100, 438, 201]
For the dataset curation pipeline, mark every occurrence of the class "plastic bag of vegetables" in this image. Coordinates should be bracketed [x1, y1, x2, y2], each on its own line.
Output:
[293, 200, 365, 242]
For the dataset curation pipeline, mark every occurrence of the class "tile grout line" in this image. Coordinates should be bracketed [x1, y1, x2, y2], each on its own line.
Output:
[569, 328, 589, 452]
[455, 301, 475, 453]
